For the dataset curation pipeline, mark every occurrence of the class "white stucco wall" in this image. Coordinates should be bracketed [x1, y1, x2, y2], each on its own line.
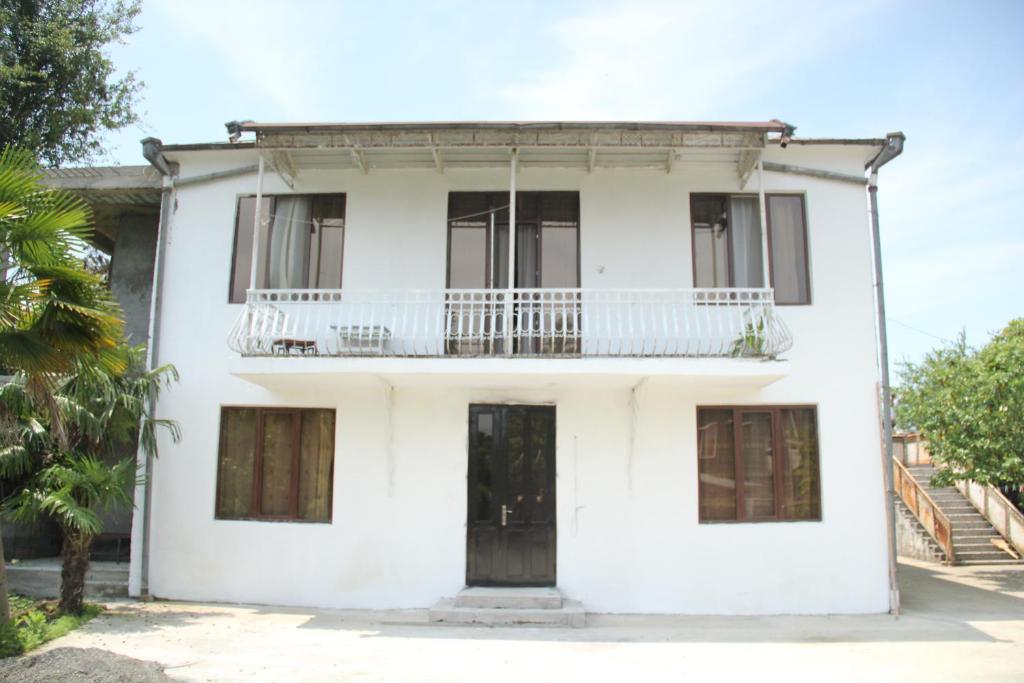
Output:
[140, 144, 891, 614]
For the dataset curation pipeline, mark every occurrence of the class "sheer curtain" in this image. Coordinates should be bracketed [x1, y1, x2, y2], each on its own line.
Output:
[728, 196, 764, 287]
[267, 197, 313, 289]
[767, 196, 809, 304]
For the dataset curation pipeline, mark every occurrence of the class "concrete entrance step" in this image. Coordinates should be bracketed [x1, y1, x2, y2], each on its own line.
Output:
[453, 586, 563, 610]
[428, 597, 585, 628]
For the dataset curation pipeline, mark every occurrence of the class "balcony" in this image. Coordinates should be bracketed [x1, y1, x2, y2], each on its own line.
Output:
[227, 288, 792, 360]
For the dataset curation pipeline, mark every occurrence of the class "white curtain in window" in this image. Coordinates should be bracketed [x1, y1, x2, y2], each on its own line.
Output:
[728, 196, 764, 287]
[768, 196, 809, 304]
[268, 197, 312, 289]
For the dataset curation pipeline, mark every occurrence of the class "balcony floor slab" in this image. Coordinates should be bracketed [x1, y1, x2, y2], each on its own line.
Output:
[227, 356, 790, 390]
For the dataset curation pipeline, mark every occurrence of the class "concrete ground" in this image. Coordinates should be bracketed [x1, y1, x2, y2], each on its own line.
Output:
[18, 559, 1024, 682]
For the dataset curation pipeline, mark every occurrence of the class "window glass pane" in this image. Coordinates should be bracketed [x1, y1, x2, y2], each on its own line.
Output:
[697, 409, 736, 521]
[692, 196, 730, 287]
[260, 412, 295, 516]
[780, 408, 821, 520]
[230, 198, 270, 303]
[768, 195, 810, 304]
[298, 409, 334, 521]
[216, 408, 257, 517]
[741, 412, 775, 518]
[727, 197, 764, 287]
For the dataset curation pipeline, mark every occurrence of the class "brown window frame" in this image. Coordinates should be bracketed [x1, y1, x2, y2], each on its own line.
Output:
[696, 405, 822, 524]
[228, 193, 347, 304]
[215, 406, 336, 523]
[689, 193, 812, 305]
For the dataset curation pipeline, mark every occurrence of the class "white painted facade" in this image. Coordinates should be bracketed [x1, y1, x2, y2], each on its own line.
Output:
[136, 130, 892, 615]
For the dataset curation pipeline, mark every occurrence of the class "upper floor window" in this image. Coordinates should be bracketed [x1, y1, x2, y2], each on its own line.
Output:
[697, 406, 821, 523]
[229, 194, 346, 303]
[690, 194, 810, 305]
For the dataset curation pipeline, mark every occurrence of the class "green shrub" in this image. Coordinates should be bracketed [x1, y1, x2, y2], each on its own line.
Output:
[0, 596, 102, 657]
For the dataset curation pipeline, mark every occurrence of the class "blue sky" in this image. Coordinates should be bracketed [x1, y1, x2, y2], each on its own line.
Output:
[101, 0, 1023, 374]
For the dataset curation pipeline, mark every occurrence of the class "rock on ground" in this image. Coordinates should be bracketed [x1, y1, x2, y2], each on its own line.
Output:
[0, 646, 170, 682]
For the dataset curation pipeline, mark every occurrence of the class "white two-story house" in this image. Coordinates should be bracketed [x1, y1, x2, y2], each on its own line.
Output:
[129, 120, 904, 618]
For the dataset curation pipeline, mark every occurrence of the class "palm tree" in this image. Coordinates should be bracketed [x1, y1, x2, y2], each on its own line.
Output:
[1, 345, 178, 614]
[0, 147, 126, 619]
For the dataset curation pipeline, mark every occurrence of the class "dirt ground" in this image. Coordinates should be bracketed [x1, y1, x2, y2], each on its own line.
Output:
[3, 559, 1023, 682]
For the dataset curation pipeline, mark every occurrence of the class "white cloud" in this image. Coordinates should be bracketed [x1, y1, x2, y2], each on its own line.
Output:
[496, 0, 881, 119]
[151, 0, 345, 120]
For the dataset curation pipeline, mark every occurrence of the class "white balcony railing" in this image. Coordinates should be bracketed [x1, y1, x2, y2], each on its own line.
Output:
[227, 288, 792, 359]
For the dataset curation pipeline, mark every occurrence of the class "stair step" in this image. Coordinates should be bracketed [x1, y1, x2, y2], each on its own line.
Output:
[429, 598, 585, 627]
[955, 541, 1007, 551]
[954, 550, 1017, 561]
[956, 558, 1024, 566]
[453, 586, 563, 610]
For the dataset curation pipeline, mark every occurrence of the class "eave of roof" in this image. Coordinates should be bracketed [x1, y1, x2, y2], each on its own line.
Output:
[237, 119, 792, 134]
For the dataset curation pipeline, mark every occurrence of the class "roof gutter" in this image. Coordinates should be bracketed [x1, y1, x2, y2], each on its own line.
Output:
[866, 132, 906, 615]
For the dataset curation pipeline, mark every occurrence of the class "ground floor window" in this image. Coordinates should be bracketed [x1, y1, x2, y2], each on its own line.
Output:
[697, 406, 820, 522]
[216, 407, 335, 522]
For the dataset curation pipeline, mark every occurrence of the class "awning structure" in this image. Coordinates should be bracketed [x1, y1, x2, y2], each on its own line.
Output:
[42, 165, 162, 251]
[226, 120, 796, 187]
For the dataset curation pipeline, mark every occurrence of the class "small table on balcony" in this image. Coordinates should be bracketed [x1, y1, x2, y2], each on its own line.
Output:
[271, 338, 319, 356]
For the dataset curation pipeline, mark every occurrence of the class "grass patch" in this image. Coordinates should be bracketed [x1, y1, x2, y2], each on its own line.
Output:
[0, 595, 103, 658]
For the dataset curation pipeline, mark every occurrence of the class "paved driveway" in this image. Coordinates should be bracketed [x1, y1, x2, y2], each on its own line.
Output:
[19, 560, 1024, 682]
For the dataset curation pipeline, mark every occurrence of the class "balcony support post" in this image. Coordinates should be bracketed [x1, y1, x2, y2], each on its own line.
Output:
[757, 158, 771, 289]
[505, 148, 518, 355]
[248, 155, 266, 292]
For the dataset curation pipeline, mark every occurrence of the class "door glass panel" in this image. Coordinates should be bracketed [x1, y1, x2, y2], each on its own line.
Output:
[506, 410, 526, 520]
[310, 195, 345, 289]
[261, 412, 294, 516]
[449, 225, 488, 288]
[528, 409, 554, 523]
[697, 409, 736, 521]
[780, 408, 821, 520]
[692, 196, 729, 287]
[741, 412, 775, 518]
[471, 412, 495, 522]
[541, 224, 578, 288]
[516, 223, 539, 289]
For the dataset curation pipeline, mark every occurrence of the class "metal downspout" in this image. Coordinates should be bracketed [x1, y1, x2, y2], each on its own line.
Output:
[867, 132, 906, 615]
[130, 138, 175, 598]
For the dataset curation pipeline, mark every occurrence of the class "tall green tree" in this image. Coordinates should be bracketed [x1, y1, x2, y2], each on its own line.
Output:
[0, 0, 142, 166]
[0, 147, 126, 621]
[896, 319, 1024, 487]
[1, 345, 178, 615]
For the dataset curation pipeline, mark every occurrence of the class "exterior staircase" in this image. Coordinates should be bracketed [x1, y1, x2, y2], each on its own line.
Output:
[429, 587, 585, 627]
[904, 464, 1022, 565]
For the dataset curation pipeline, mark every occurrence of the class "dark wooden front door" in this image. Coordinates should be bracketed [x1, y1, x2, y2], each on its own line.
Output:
[467, 405, 556, 586]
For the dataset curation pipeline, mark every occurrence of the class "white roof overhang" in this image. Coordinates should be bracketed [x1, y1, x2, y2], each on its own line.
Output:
[235, 122, 791, 183]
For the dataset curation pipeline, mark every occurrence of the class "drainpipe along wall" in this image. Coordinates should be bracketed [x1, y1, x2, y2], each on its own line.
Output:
[130, 138, 175, 597]
[867, 132, 906, 615]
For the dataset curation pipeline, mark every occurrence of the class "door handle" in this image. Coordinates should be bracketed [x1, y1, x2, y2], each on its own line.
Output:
[501, 504, 509, 527]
